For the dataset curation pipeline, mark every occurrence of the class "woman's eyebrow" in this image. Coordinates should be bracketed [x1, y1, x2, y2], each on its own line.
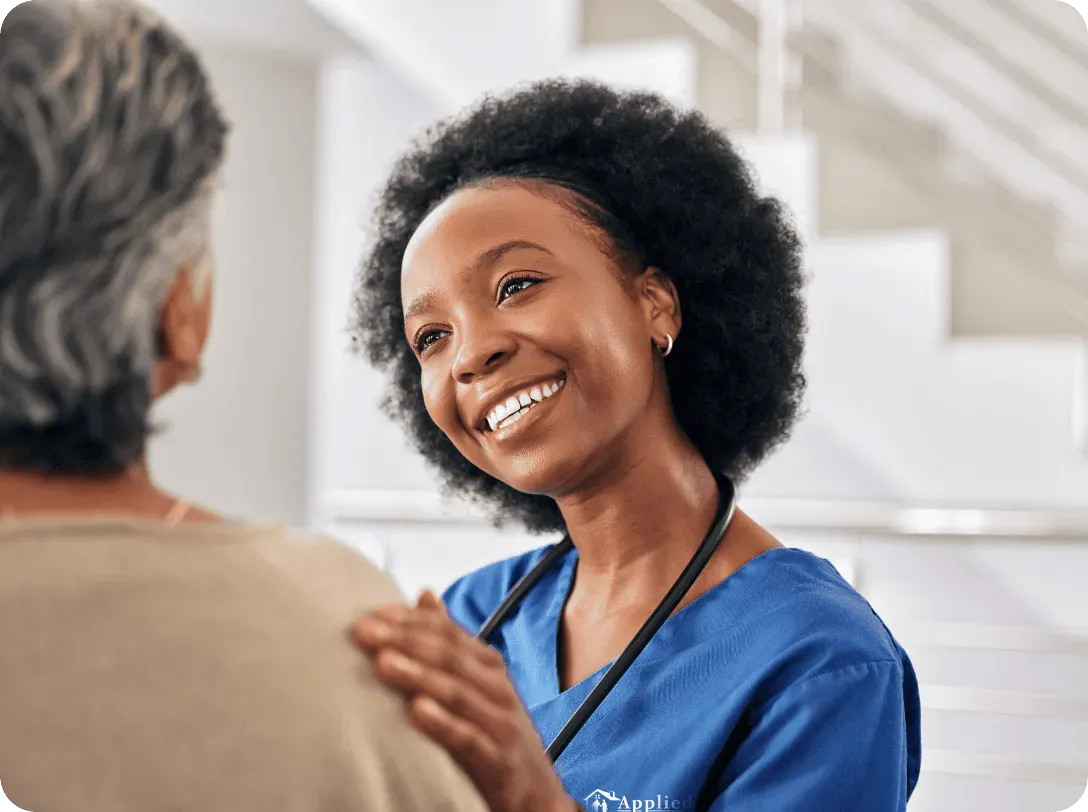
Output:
[472, 240, 554, 270]
[404, 241, 554, 321]
[403, 292, 438, 323]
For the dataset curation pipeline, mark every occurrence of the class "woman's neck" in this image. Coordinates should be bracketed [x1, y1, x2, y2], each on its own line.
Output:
[554, 430, 724, 616]
[0, 463, 184, 519]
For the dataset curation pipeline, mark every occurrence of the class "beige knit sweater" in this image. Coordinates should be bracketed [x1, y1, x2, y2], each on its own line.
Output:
[0, 517, 487, 812]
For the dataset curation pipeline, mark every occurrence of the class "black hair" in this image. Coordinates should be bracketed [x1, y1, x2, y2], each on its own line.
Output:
[353, 79, 806, 533]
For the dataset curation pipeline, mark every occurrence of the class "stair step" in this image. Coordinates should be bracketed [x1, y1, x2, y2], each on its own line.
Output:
[794, 28, 846, 91]
[581, 0, 687, 44]
[579, 0, 1084, 337]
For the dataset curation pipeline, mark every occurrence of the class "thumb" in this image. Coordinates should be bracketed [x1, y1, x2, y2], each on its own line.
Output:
[416, 589, 445, 611]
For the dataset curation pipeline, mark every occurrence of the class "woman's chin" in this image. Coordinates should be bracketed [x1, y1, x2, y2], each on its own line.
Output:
[491, 452, 581, 501]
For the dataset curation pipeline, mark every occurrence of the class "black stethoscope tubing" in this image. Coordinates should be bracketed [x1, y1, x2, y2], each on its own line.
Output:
[475, 473, 738, 764]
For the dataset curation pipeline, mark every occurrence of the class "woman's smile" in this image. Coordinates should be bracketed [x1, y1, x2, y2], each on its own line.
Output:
[479, 374, 567, 442]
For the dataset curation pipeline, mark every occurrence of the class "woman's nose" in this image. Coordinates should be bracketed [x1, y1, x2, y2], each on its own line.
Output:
[450, 329, 516, 383]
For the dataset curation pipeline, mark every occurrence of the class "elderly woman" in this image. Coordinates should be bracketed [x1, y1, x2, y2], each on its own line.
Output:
[0, 3, 487, 810]
[351, 80, 922, 812]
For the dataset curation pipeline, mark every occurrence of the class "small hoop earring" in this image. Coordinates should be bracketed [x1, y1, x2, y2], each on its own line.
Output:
[656, 334, 674, 358]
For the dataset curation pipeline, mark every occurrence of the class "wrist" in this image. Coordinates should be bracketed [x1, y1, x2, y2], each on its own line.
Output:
[541, 790, 579, 812]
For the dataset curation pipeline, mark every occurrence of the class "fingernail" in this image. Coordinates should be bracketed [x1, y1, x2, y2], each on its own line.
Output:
[384, 651, 420, 676]
[359, 621, 392, 644]
[415, 696, 446, 719]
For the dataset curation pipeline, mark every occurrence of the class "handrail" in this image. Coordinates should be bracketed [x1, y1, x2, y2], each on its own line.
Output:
[922, 750, 1088, 786]
[652, 0, 1088, 226]
[687, 0, 1088, 187]
[989, 0, 1088, 73]
[897, 0, 1088, 129]
[656, 0, 759, 72]
[757, 0, 789, 133]
[322, 488, 1088, 540]
[813, 0, 1088, 195]
[893, 620, 1088, 655]
[920, 684, 1088, 721]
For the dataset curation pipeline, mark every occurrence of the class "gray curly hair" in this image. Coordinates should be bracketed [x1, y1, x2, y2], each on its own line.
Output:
[0, 0, 228, 474]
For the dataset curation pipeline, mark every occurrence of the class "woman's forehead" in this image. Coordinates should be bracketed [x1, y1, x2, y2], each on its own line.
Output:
[402, 185, 590, 272]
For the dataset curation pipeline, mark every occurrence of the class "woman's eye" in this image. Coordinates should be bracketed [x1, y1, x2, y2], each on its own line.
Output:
[498, 276, 539, 302]
[415, 330, 446, 354]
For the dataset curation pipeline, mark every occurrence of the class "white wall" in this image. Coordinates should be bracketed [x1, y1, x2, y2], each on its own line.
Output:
[150, 46, 320, 525]
[146, 0, 358, 62]
[306, 56, 443, 522]
[302, 0, 582, 110]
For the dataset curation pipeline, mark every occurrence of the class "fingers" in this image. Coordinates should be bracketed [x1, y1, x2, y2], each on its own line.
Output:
[356, 613, 512, 704]
[408, 695, 507, 779]
[416, 589, 445, 612]
[355, 601, 500, 667]
[355, 603, 528, 783]
[374, 647, 510, 734]
[353, 598, 565, 812]
[361, 596, 458, 644]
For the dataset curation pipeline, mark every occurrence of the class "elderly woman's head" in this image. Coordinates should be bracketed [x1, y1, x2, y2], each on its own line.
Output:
[354, 80, 806, 533]
[0, 0, 228, 475]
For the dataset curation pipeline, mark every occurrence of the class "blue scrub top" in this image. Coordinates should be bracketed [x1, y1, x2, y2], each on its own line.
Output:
[444, 545, 921, 812]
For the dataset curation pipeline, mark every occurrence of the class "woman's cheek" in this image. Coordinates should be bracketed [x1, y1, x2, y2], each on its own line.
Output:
[421, 372, 455, 433]
[421, 370, 488, 466]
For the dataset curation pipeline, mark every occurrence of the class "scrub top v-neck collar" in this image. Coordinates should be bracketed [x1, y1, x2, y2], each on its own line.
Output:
[549, 545, 609, 698]
[544, 542, 788, 701]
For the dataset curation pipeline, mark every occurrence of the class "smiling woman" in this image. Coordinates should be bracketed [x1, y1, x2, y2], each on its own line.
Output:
[351, 79, 920, 812]
[395, 180, 701, 496]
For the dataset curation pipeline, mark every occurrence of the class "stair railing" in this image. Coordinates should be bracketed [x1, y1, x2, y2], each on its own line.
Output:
[653, 0, 1088, 267]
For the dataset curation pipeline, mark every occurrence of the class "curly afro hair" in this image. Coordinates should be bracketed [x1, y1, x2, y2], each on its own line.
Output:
[353, 79, 806, 534]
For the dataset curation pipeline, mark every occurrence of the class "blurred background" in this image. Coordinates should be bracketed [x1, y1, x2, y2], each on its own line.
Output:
[136, 0, 1087, 808]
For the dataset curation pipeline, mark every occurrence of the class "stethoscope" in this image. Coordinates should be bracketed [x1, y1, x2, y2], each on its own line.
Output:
[475, 472, 738, 764]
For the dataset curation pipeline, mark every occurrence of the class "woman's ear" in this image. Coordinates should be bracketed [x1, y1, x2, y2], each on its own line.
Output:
[153, 267, 212, 397]
[639, 266, 682, 344]
[158, 268, 206, 367]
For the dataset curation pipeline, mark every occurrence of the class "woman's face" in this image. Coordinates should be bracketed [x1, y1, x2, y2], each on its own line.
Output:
[401, 182, 679, 497]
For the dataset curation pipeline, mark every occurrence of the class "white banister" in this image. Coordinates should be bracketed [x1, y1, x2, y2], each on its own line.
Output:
[787, 0, 805, 129]
[656, 0, 758, 72]
[757, 0, 788, 134]
[322, 488, 1088, 539]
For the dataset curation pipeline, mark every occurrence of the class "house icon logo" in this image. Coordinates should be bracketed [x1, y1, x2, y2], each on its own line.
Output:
[584, 789, 620, 812]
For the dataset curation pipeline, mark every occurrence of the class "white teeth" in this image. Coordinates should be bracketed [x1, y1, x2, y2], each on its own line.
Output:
[485, 377, 566, 432]
[497, 406, 531, 430]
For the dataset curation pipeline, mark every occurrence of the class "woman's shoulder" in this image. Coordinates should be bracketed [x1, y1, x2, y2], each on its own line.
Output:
[441, 543, 559, 634]
[723, 547, 914, 693]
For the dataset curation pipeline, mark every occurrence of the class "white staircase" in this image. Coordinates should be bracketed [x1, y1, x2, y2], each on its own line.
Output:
[803, 0, 1088, 268]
